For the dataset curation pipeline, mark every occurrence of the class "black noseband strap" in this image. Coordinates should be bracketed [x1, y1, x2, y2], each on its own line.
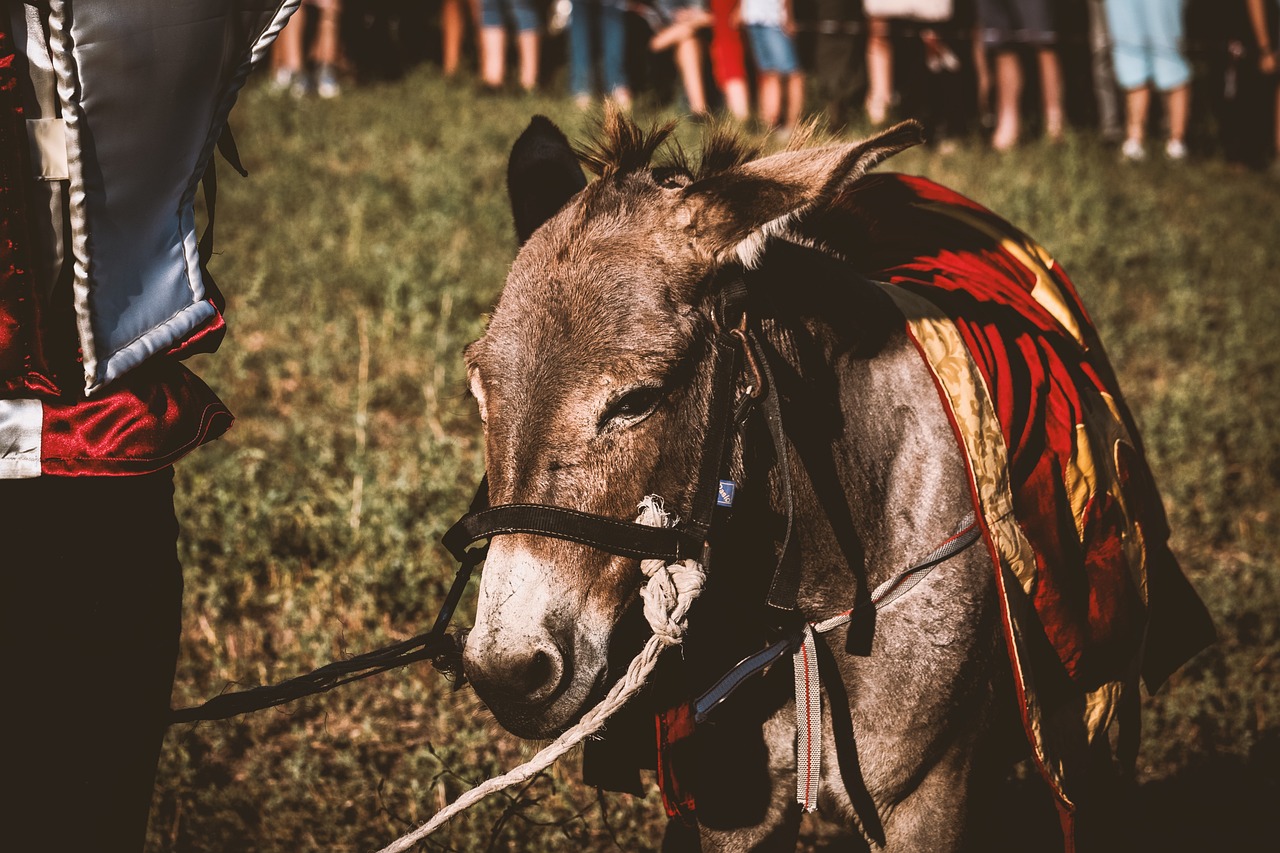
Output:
[442, 496, 706, 564]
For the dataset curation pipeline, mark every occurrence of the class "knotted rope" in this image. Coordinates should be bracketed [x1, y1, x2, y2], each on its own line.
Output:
[376, 497, 705, 853]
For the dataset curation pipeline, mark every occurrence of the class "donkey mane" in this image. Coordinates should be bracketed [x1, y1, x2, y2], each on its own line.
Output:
[573, 107, 828, 184]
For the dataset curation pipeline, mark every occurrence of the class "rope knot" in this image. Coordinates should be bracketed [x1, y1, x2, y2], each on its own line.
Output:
[636, 495, 705, 644]
[640, 558, 705, 644]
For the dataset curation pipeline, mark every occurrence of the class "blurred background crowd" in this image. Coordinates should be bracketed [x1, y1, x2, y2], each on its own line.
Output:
[270, 0, 1280, 172]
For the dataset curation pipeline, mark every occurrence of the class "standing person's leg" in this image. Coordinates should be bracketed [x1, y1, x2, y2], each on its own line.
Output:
[746, 24, 782, 127]
[758, 70, 783, 126]
[978, 0, 1023, 149]
[1163, 83, 1190, 156]
[1251, 0, 1280, 165]
[992, 49, 1022, 149]
[1146, 0, 1192, 157]
[1038, 46, 1064, 139]
[786, 70, 806, 130]
[602, 0, 633, 106]
[313, 0, 343, 98]
[2, 471, 184, 851]
[1123, 84, 1152, 155]
[772, 21, 804, 131]
[517, 30, 540, 91]
[1105, 0, 1150, 158]
[568, 0, 595, 103]
[813, 0, 864, 129]
[1019, 0, 1063, 139]
[480, 0, 507, 87]
[676, 35, 709, 114]
[974, 25, 992, 127]
[471, 0, 486, 69]
[271, 4, 307, 93]
[512, 0, 541, 91]
[865, 17, 893, 124]
[710, 0, 749, 119]
[920, 26, 966, 144]
[1086, 0, 1123, 141]
[442, 0, 466, 75]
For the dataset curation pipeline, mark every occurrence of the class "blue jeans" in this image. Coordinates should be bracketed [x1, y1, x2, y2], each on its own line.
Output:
[569, 0, 628, 96]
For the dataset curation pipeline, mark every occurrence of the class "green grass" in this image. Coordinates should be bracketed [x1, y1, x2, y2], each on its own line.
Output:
[150, 68, 1279, 851]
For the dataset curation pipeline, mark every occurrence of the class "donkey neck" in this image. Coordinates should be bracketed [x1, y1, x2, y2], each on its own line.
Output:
[746, 241, 975, 621]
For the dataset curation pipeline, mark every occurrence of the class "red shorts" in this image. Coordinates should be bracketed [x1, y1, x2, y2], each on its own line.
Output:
[710, 0, 746, 87]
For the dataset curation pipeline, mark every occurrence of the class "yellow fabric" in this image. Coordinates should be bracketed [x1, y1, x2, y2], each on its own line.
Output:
[879, 275, 1158, 808]
[878, 283, 1074, 805]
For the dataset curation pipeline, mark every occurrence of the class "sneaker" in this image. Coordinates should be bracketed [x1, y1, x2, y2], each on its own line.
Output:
[921, 30, 960, 74]
[315, 64, 341, 99]
[1165, 138, 1187, 161]
[1121, 138, 1146, 161]
[269, 66, 307, 97]
[991, 124, 1018, 152]
[268, 66, 292, 94]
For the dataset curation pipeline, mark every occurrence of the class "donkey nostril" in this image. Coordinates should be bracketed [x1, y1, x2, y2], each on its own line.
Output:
[526, 650, 552, 690]
[520, 646, 565, 703]
[467, 640, 567, 707]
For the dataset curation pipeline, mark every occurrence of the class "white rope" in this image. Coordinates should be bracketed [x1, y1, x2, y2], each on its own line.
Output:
[376, 497, 705, 853]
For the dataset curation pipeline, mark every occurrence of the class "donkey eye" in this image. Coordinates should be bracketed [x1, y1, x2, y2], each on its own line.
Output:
[599, 387, 664, 429]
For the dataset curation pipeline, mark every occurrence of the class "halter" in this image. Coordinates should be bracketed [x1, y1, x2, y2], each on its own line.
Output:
[432, 269, 800, 669]
[168, 267, 788, 724]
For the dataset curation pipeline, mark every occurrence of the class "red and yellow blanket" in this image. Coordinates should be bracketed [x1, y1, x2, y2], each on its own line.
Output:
[817, 173, 1215, 809]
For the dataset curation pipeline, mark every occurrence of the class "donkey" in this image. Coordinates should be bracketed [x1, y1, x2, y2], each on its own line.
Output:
[458, 112, 1211, 851]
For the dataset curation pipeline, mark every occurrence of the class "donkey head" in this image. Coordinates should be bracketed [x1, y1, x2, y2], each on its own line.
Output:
[462, 111, 922, 738]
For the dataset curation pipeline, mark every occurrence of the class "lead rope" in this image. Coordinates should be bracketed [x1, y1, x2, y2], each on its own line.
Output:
[376, 497, 705, 853]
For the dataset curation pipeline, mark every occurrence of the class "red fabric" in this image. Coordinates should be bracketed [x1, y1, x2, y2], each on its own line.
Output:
[655, 703, 698, 820]
[40, 360, 232, 476]
[165, 301, 226, 360]
[709, 0, 746, 88]
[0, 21, 57, 398]
[809, 173, 1160, 693]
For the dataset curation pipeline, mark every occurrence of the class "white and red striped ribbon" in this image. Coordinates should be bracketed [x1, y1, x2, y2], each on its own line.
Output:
[792, 623, 822, 812]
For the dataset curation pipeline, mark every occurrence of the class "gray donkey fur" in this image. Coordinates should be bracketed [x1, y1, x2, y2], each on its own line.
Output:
[462, 112, 1026, 851]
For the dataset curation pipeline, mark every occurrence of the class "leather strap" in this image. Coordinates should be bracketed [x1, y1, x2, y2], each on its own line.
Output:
[443, 500, 705, 563]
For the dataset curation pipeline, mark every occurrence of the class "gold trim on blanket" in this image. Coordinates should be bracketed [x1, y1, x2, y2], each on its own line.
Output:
[880, 282, 1087, 805]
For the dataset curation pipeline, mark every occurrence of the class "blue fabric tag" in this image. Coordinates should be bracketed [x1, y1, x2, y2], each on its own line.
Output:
[717, 480, 736, 507]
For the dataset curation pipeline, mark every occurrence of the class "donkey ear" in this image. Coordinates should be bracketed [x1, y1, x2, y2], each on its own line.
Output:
[507, 116, 588, 245]
[683, 121, 924, 266]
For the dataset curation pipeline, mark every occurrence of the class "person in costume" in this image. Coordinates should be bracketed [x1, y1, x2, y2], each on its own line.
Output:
[0, 1, 300, 848]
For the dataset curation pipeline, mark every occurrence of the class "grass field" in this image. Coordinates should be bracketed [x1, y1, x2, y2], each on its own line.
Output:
[149, 68, 1279, 852]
